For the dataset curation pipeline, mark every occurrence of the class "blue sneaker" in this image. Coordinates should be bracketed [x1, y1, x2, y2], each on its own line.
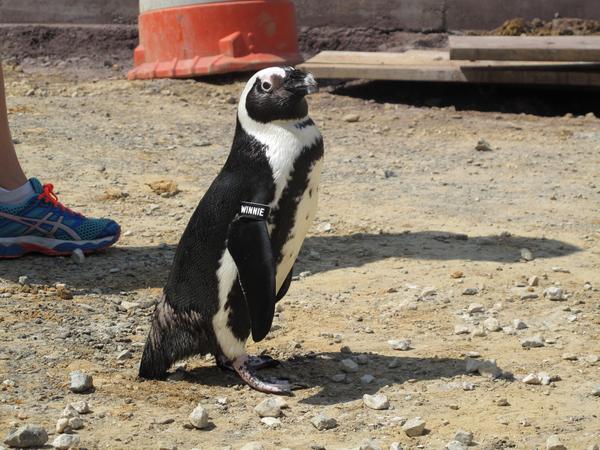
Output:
[0, 178, 120, 258]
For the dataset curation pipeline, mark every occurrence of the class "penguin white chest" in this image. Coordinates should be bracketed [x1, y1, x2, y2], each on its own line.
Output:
[274, 157, 322, 290]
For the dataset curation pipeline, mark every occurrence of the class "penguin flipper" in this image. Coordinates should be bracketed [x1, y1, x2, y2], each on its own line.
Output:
[227, 216, 276, 342]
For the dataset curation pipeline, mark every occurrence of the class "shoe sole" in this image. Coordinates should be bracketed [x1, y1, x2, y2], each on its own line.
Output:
[0, 233, 120, 259]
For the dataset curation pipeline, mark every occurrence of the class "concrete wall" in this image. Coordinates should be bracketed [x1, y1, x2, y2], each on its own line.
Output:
[0, 0, 599, 30]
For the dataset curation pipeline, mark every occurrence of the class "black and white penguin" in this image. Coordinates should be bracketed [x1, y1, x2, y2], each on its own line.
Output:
[138, 66, 323, 394]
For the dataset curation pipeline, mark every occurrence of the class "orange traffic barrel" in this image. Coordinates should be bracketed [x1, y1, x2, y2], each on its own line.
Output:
[128, 0, 303, 80]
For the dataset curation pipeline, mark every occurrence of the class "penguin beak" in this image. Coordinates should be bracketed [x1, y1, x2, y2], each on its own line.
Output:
[285, 70, 319, 96]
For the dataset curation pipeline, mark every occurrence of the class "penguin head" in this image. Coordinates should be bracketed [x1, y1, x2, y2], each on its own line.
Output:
[240, 67, 318, 124]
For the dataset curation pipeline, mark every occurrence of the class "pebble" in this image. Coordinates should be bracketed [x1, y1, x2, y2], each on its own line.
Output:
[116, 349, 133, 361]
[546, 435, 566, 450]
[360, 374, 375, 384]
[528, 276, 539, 286]
[520, 248, 534, 261]
[454, 430, 473, 445]
[402, 417, 426, 437]
[356, 354, 369, 365]
[340, 358, 359, 373]
[475, 139, 493, 151]
[471, 326, 487, 337]
[343, 113, 360, 123]
[363, 393, 389, 410]
[445, 441, 468, 450]
[544, 287, 565, 301]
[467, 303, 484, 314]
[240, 443, 265, 450]
[189, 404, 209, 429]
[389, 444, 403, 450]
[513, 319, 528, 330]
[521, 335, 545, 348]
[55, 418, 70, 434]
[552, 267, 570, 273]
[483, 317, 501, 332]
[359, 440, 382, 450]
[465, 358, 501, 378]
[52, 433, 80, 450]
[463, 288, 479, 296]
[18, 275, 29, 285]
[70, 401, 90, 414]
[388, 339, 411, 351]
[331, 373, 346, 383]
[591, 386, 600, 397]
[260, 417, 281, 428]
[421, 287, 437, 297]
[69, 371, 93, 393]
[3, 425, 48, 448]
[562, 353, 577, 361]
[71, 248, 85, 264]
[311, 413, 337, 430]
[522, 373, 542, 385]
[68, 417, 84, 430]
[454, 325, 470, 335]
[254, 397, 287, 418]
[496, 398, 509, 406]
[462, 382, 476, 391]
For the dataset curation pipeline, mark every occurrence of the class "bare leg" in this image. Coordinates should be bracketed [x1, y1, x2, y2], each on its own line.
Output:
[217, 354, 280, 372]
[0, 61, 28, 190]
[232, 355, 291, 395]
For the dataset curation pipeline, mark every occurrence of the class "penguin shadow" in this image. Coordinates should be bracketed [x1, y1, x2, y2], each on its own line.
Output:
[183, 351, 473, 405]
[0, 230, 579, 293]
[298, 231, 580, 275]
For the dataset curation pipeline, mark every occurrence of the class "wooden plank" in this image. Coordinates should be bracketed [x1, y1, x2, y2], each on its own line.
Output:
[298, 50, 600, 86]
[449, 36, 600, 62]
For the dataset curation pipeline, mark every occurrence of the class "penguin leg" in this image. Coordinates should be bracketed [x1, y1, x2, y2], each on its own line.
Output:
[233, 355, 291, 395]
[217, 354, 280, 372]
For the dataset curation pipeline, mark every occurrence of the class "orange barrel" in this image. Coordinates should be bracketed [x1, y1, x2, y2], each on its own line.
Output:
[128, 0, 302, 79]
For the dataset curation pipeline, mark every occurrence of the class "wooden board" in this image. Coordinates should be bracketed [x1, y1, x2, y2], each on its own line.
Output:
[449, 36, 600, 62]
[298, 50, 600, 87]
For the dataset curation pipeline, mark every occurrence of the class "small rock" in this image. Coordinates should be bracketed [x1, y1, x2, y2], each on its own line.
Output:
[359, 440, 382, 450]
[467, 303, 484, 314]
[591, 385, 600, 397]
[69, 371, 93, 393]
[483, 317, 501, 332]
[522, 373, 541, 385]
[388, 339, 411, 351]
[340, 358, 359, 373]
[55, 418, 70, 434]
[475, 139, 493, 151]
[71, 248, 85, 264]
[562, 353, 577, 361]
[445, 441, 468, 450]
[363, 393, 389, 410]
[521, 335, 545, 348]
[454, 430, 473, 445]
[360, 374, 375, 384]
[189, 404, 209, 429]
[462, 382, 475, 391]
[331, 373, 346, 383]
[18, 275, 29, 285]
[420, 287, 437, 297]
[116, 350, 132, 361]
[450, 271, 464, 279]
[3, 425, 48, 448]
[254, 397, 287, 418]
[68, 417, 83, 430]
[463, 288, 479, 296]
[528, 276, 539, 286]
[311, 413, 337, 431]
[51, 433, 80, 450]
[343, 113, 360, 123]
[513, 319, 528, 330]
[496, 398, 509, 406]
[520, 248, 534, 261]
[454, 325, 470, 335]
[544, 287, 565, 301]
[260, 417, 281, 428]
[240, 443, 265, 450]
[471, 326, 487, 337]
[355, 354, 369, 365]
[147, 180, 180, 197]
[465, 359, 501, 378]
[402, 417, 426, 437]
[546, 435, 566, 450]
[551, 267, 570, 273]
[389, 444, 403, 450]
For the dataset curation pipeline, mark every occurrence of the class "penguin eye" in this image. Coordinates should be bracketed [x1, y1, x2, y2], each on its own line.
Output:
[261, 81, 273, 92]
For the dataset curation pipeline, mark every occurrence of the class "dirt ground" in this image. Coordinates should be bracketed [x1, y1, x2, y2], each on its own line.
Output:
[1, 53, 600, 450]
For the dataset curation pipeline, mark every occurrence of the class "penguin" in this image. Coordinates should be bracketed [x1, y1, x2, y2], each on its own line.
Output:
[138, 66, 323, 394]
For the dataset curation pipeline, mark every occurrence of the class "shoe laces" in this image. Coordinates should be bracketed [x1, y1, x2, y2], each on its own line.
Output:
[37, 184, 82, 216]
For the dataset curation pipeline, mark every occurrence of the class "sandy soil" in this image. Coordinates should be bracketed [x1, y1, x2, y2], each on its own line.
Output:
[0, 61, 599, 450]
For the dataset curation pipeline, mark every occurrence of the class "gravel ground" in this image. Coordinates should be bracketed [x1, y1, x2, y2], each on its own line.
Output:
[0, 61, 599, 450]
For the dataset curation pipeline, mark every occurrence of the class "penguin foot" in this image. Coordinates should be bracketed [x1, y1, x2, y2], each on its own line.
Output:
[233, 355, 291, 395]
[217, 354, 280, 372]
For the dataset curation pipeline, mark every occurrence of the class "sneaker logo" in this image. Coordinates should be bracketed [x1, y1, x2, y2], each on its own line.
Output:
[0, 211, 81, 240]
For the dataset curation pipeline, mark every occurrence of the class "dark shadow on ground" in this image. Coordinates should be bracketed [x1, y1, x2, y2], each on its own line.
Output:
[0, 231, 579, 293]
[180, 352, 478, 405]
[330, 80, 600, 117]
